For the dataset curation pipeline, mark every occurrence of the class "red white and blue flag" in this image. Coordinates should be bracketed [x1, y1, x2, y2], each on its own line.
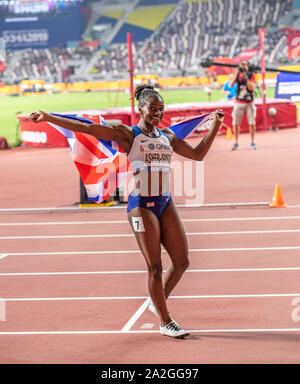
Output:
[48, 112, 213, 203]
[170, 113, 213, 139]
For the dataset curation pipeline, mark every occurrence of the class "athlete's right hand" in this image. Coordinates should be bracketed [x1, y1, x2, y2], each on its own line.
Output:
[28, 111, 48, 123]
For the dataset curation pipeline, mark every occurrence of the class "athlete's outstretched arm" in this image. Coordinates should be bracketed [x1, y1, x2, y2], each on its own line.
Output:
[164, 109, 224, 161]
[28, 110, 133, 146]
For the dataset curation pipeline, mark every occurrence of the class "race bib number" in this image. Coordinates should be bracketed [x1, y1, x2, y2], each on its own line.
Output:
[132, 216, 145, 232]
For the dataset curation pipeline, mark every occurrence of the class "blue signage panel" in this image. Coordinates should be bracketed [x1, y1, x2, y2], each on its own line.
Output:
[0, 6, 84, 49]
[275, 72, 300, 100]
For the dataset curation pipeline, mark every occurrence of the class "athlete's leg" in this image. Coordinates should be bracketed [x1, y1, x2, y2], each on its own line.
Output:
[159, 201, 190, 299]
[128, 207, 172, 325]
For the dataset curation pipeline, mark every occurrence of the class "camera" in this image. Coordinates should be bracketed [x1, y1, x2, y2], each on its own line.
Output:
[239, 66, 246, 73]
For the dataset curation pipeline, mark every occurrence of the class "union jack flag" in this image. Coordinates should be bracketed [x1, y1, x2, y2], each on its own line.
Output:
[49, 112, 213, 203]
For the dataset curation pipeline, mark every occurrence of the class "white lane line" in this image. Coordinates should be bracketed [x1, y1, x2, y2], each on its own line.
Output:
[1, 267, 300, 277]
[3, 293, 300, 302]
[0, 220, 128, 226]
[5, 250, 140, 256]
[0, 328, 300, 336]
[121, 298, 151, 333]
[0, 270, 146, 276]
[4, 296, 147, 302]
[185, 216, 300, 222]
[0, 234, 134, 240]
[2, 229, 300, 240]
[4, 246, 300, 256]
[187, 328, 300, 334]
[0, 254, 8, 260]
[2, 215, 300, 226]
[0, 202, 270, 213]
[189, 247, 300, 252]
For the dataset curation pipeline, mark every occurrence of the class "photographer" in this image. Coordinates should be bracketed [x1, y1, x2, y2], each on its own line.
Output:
[230, 60, 257, 150]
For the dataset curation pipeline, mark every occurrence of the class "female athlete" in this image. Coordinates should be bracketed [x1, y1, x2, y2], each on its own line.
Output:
[29, 85, 224, 339]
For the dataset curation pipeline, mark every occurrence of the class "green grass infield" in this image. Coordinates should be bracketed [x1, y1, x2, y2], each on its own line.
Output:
[0, 87, 276, 146]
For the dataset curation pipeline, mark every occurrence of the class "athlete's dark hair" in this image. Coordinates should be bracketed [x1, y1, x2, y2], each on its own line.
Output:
[134, 85, 163, 107]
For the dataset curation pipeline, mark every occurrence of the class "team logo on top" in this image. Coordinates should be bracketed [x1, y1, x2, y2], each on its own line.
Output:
[156, 143, 172, 151]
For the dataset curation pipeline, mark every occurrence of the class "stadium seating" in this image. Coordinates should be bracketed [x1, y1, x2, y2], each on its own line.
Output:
[4, 45, 100, 84]
[144, 0, 294, 73]
[0, 0, 297, 84]
[88, 0, 295, 77]
[112, 4, 176, 44]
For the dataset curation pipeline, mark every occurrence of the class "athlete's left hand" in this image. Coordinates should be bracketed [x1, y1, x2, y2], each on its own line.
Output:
[214, 109, 225, 124]
[28, 111, 49, 123]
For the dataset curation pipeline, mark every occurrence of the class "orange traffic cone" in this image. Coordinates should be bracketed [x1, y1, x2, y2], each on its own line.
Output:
[269, 184, 287, 208]
[226, 127, 233, 140]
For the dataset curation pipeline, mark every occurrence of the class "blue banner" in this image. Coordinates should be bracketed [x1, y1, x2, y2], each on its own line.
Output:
[275, 72, 300, 101]
[0, 6, 84, 49]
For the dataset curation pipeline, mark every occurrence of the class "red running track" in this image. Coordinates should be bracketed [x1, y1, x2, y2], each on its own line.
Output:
[1, 126, 300, 363]
[1, 206, 300, 364]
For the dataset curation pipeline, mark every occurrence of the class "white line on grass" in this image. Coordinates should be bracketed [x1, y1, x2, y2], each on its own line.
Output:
[1, 267, 300, 277]
[2, 228, 300, 240]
